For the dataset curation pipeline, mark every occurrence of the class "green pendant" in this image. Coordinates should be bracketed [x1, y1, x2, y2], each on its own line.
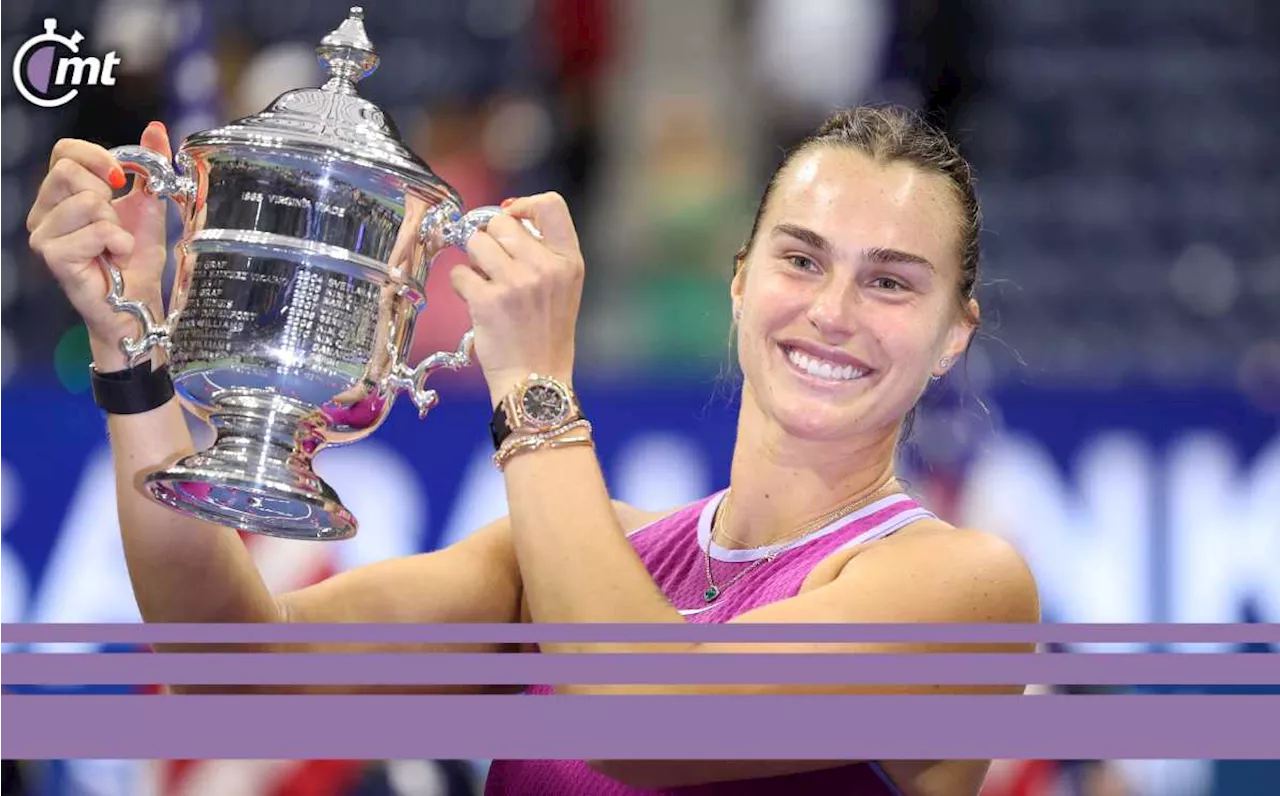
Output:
[704, 586, 720, 602]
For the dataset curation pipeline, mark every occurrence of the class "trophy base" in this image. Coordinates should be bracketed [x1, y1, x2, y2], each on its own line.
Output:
[144, 390, 357, 540]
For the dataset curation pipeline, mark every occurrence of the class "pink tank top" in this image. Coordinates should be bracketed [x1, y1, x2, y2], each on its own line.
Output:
[485, 490, 934, 796]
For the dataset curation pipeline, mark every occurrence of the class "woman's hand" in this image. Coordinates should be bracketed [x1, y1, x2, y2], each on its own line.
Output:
[26, 122, 174, 371]
[450, 192, 585, 407]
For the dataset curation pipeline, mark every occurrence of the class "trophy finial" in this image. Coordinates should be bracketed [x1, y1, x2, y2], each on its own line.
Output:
[316, 6, 378, 94]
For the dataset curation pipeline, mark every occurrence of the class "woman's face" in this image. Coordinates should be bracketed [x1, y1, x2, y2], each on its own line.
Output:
[732, 146, 976, 442]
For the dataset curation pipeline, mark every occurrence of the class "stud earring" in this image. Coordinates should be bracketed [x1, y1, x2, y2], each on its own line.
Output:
[930, 357, 952, 382]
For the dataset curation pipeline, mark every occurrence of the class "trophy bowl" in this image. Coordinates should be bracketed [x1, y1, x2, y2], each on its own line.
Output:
[97, 7, 508, 541]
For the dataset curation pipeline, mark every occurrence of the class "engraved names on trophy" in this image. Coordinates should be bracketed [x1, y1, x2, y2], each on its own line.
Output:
[174, 255, 378, 377]
[172, 256, 289, 364]
[281, 268, 323, 358]
[311, 271, 380, 367]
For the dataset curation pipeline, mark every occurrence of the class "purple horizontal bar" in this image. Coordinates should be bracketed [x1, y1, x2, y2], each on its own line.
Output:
[4, 652, 1278, 687]
[4, 622, 1280, 645]
[5, 694, 1278, 760]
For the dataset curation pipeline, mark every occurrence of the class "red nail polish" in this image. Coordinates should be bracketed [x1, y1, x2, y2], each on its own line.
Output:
[108, 168, 127, 190]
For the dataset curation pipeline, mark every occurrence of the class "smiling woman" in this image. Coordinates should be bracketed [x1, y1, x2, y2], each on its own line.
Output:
[472, 107, 1038, 796]
[28, 105, 1037, 796]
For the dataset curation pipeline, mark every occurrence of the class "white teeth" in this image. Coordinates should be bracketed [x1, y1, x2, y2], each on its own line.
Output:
[785, 346, 866, 382]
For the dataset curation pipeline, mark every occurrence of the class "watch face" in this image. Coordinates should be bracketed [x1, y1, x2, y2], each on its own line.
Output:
[520, 382, 569, 427]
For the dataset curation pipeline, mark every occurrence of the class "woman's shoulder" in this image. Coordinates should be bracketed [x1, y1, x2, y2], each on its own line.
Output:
[846, 517, 1041, 621]
[858, 515, 1031, 575]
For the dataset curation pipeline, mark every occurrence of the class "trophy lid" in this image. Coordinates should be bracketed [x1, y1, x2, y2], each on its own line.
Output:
[184, 7, 438, 187]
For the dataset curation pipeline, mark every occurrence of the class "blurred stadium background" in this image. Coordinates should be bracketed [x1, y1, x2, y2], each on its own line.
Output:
[1, 0, 1277, 794]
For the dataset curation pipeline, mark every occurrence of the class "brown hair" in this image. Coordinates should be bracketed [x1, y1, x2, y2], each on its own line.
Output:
[736, 105, 981, 327]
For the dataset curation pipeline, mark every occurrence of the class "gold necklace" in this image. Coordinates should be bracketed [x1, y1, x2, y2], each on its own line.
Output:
[701, 476, 900, 603]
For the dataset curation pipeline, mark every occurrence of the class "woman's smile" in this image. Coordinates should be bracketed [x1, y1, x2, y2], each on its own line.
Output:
[777, 341, 876, 390]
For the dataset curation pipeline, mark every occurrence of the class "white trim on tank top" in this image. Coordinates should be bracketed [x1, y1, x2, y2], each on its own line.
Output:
[697, 491, 926, 562]
[674, 503, 935, 617]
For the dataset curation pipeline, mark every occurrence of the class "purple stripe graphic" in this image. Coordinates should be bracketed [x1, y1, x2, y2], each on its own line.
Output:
[4, 652, 1278, 686]
[5, 694, 1278, 760]
[4, 622, 1279, 645]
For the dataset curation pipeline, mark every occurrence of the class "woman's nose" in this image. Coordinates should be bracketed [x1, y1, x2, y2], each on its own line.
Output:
[806, 280, 860, 338]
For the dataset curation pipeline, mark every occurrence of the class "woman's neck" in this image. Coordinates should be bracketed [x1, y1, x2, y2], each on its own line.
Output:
[721, 391, 902, 550]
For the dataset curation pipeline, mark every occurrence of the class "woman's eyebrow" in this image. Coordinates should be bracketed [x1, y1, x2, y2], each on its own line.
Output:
[863, 246, 936, 272]
[771, 223, 834, 255]
[772, 223, 935, 272]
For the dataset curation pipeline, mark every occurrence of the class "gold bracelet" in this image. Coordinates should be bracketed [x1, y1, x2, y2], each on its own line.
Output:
[494, 420, 592, 468]
[494, 431, 594, 471]
[497, 419, 592, 459]
[493, 420, 594, 470]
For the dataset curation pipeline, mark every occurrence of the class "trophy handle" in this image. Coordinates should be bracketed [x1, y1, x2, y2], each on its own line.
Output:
[387, 328, 476, 418]
[98, 145, 196, 366]
[418, 200, 543, 250]
[391, 202, 543, 418]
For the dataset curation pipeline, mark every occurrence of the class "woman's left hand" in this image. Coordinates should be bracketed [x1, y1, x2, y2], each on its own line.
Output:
[450, 192, 585, 407]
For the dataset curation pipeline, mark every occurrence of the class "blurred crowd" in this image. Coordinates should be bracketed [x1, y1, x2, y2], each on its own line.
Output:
[5, 0, 1273, 401]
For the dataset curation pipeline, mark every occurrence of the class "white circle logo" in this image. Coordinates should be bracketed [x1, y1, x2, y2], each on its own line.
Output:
[12, 18, 121, 108]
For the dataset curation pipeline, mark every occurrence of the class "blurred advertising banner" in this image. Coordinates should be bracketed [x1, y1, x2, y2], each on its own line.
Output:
[5, 379, 1276, 637]
[1, 379, 1277, 796]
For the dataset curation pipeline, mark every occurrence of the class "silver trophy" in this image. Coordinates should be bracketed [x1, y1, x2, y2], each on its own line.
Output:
[98, 7, 509, 541]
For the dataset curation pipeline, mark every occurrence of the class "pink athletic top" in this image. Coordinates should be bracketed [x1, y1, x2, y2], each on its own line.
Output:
[485, 490, 935, 796]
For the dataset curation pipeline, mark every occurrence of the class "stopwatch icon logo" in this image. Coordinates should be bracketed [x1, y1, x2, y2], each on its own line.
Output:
[12, 18, 121, 108]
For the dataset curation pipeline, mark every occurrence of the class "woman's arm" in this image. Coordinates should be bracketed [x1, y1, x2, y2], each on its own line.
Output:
[172, 499, 657, 695]
[156, 513, 523, 695]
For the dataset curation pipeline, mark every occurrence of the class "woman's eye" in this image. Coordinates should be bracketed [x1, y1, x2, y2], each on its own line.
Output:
[872, 276, 908, 291]
[787, 255, 819, 273]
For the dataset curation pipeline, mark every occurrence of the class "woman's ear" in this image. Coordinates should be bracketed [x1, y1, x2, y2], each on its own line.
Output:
[936, 299, 980, 376]
[730, 255, 747, 320]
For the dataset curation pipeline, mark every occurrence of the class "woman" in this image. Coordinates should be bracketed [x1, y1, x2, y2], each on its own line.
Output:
[27, 106, 1039, 796]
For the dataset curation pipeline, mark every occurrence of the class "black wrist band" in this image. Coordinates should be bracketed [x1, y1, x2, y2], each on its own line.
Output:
[490, 406, 514, 451]
[91, 360, 175, 415]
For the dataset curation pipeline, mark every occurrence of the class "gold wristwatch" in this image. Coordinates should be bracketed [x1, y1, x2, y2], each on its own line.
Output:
[489, 374, 582, 450]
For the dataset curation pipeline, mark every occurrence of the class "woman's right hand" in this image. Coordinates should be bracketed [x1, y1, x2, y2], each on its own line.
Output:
[26, 121, 174, 371]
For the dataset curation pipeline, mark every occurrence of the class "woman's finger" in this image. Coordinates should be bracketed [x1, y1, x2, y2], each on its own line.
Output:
[464, 230, 515, 283]
[122, 121, 174, 200]
[47, 138, 122, 188]
[28, 158, 118, 233]
[38, 219, 135, 282]
[502, 192, 580, 258]
[29, 190, 119, 250]
[485, 212, 549, 266]
[449, 262, 494, 306]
